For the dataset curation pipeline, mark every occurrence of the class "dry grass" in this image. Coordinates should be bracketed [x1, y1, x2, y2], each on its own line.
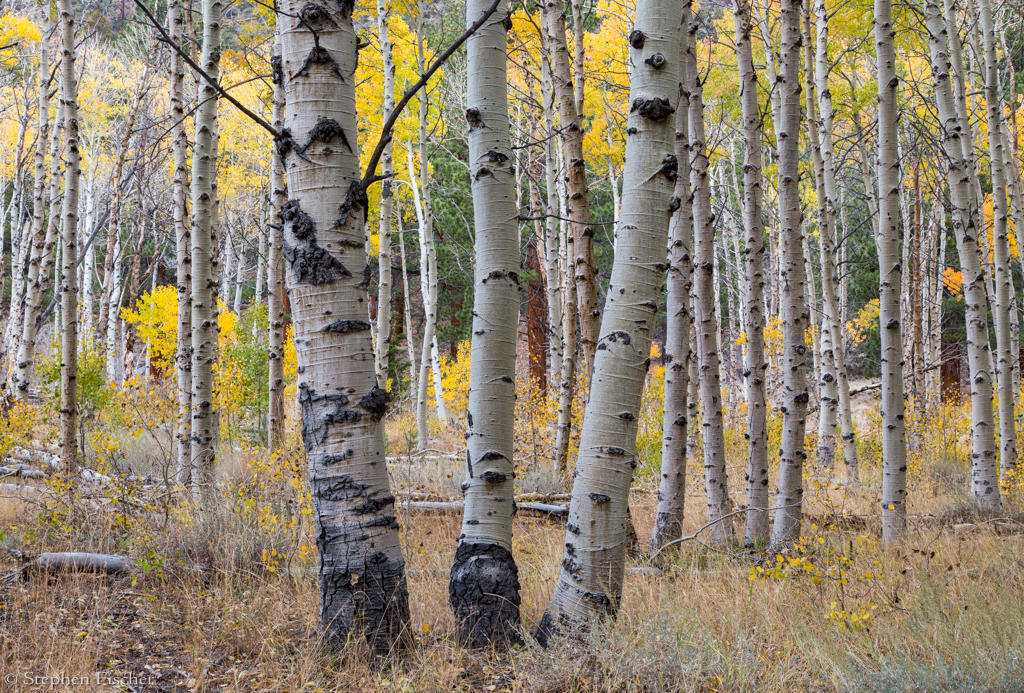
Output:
[2, 399, 1024, 692]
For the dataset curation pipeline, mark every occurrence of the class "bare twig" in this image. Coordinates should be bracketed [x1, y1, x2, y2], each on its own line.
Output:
[131, 0, 277, 137]
[651, 503, 803, 558]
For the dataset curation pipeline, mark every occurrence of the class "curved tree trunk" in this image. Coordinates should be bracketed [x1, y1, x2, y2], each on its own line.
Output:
[924, 0, 1000, 508]
[58, 0, 81, 474]
[449, 0, 522, 647]
[876, 0, 907, 543]
[278, 0, 409, 651]
[539, 0, 680, 639]
[651, 7, 693, 553]
[734, 0, 771, 546]
[771, 0, 810, 547]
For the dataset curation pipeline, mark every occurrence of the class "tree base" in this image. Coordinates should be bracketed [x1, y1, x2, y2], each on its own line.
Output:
[449, 541, 522, 648]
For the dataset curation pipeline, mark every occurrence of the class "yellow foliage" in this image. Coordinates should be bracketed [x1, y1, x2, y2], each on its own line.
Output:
[943, 267, 963, 297]
[0, 402, 39, 458]
[120, 285, 179, 375]
[846, 298, 880, 347]
[0, 12, 41, 69]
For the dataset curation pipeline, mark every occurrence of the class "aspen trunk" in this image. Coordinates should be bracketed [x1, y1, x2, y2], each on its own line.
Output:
[554, 169, 578, 477]
[105, 233, 124, 385]
[651, 8, 693, 553]
[771, 0, 811, 547]
[813, 0, 856, 476]
[97, 81, 147, 361]
[734, 0, 771, 545]
[278, 0, 409, 651]
[58, 0, 81, 474]
[976, 0, 1017, 479]
[232, 243, 245, 315]
[267, 42, 286, 452]
[254, 225, 266, 306]
[189, 0, 223, 496]
[170, 0, 192, 480]
[802, 4, 838, 472]
[541, 0, 599, 368]
[374, 0, 395, 388]
[397, 207, 418, 396]
[539, 0, 680, 637]
[541, 55, 563, 388]
[449, 0, 522, 646]
[925, 0, 1000, 508]
[876, 0, 908, 543]
[413, 9, 450, 431]
[81, 184, 95, 344]
[11, 20, 50, 397]
[689, 23, 733, 547]
[410, 146, 442, 447]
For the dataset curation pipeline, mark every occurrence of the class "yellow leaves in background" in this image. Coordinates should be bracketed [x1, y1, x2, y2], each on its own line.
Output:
[120, 285, 179, 375]
[355, 8, 434, 231]
[943, 267, 963, 297]
[846, 298, 879, 347]
[0, 11, 41, 69]
[0, 402, 39, 459]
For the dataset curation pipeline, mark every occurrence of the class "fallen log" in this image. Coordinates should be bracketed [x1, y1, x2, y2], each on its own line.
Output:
[0, 464, 48, 479]
[29, 552, 135, 575]
[398, 500, 567, 518]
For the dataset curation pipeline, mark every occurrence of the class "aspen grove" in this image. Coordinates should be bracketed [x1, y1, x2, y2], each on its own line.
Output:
[2, 0, 1024, 687]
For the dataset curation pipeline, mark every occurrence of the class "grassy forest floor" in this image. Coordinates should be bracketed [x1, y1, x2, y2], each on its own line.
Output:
[2, 389, 1024, 692]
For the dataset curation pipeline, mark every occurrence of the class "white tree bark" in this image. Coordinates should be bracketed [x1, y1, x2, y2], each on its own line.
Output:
[876, 0, 908, 543]
[410, 146, 443, 447]
[539, 0, 680, 638]
[374, 0, 395, 388]
[734, 0, 771, 545]
[82, 182, 95, 344]
[771, 0, 811, 546]
[58, 0, 81, 473]
[11, 21, 50, 397]
[541, 0, 600, 366]
[267, 43, 286, 452]
[976, 0, 1017, 480]
[802, 5, 838, 473]
[278, 0, 409, 650]
[554, 138, 578, 476]
[651, 7, 693, 553]
[448, 0, 522, 647]
[925, 0, 1000, 508]
[168, 2, 189, 472]
[397, 204, 418, 396]
[189, 0, 223, 497]
[689, 21, 733, 547]
[541, 52, 563, 389]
